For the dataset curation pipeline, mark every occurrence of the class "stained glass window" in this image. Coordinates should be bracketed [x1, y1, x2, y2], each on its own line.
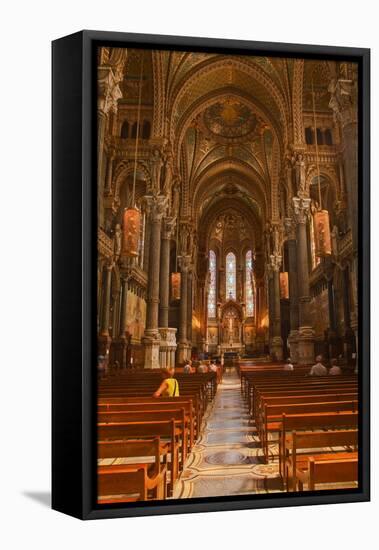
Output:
[226, 252, 236, 300]
[245, 250, 254, 316]
[208, 250, 217, 318]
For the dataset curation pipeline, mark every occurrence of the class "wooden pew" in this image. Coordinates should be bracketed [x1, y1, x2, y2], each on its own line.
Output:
[98, 419, 179, 495]
[98, 408, 189, 463]
[283, 429, 358, 491]
[260, 401, 358, 461]
[98, 464, 166, 503]
[98, 396, 200, 439]
[98, 437, 168, 499]
[301, 456, 358, 491]
[278, 411, 359, 474]
[98, 400, 195, 446]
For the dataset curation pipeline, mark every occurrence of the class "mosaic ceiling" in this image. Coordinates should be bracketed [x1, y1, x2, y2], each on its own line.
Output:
[203, 100, 261, 139]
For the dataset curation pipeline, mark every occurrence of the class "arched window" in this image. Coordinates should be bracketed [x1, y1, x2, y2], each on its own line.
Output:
[131, 122, 138, 139]
[324, 128, 333, 145]
[207, 250, 217, 318]
[316, 128, 324, 145]
[225, 252, 236, 300]
[245, 250, 254, 316]
[120, 120, 129, 138]
[142, 120, 151, 139]
[305, 127, 314, 145]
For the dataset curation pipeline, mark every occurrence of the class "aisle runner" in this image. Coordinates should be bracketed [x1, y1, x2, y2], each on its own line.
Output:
[173, 369, 282, 498]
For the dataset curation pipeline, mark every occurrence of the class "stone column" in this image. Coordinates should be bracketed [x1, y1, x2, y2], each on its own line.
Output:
[159, 218, 174, 328]
[142, 195, 167, 368]
[267, 269, 274, 343]
[112, 271, 130, 368]
[177, 255, 191, 363]
[104, 149, 115, 196]
[329, 69, 359, 359]
[269, 254, 283, 360]
[285, 218, 299, 362]
[97, 65, 123, 228]
[98, 262, 113, 356]
[158, 218, 177, 368]
[293, 197, 315, 364]
[187, 268, 193, 346]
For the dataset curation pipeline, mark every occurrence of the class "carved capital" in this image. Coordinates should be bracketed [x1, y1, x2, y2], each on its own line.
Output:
[178, 255, 191, 273]
[97, 66, 123, 115]
[161, 217, 175, 240]
[292, 197, 311, 225]
[269, 253, 282, 272]
[328, 66, 358, 129]
[284, 217, 296, 240]
[143, 195, 167, 223]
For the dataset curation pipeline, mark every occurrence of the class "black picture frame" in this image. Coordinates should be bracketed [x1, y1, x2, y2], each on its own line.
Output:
[52, 30, 370, 520]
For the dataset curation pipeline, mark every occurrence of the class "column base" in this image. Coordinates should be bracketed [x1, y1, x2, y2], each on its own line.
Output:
[297, 326, 315, 365]
[159, 327, 177, 369]
[288, 330, 299, 363]
[98, 334, 112, 358]
[177, 342, 191, 365]
[270, 336, 283, 361]
[142, 331, 161, 369]
[110, 338, 128, 368]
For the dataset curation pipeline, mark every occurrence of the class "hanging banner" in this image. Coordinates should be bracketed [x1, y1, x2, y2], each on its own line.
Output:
[171, 272, 181, 300]
[313, 209, 332, 257]
[279, 271, 289, 299]
[122, 207, 141, 257]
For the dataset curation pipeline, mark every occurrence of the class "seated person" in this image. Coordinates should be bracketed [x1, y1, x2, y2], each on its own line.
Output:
[153, 367, 180, 397]
[283, 358, 294, 371]
[309, 355, 328, 376]
[183, 359, 192, 374]
[209, 360, 218, 373]
[197, 362, 208, 373]
[329, 358, 342, 376]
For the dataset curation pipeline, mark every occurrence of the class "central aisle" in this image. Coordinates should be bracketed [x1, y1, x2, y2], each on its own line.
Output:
[173, 369, 283, 498]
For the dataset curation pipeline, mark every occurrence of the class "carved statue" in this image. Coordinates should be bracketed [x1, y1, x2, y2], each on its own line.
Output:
[114, 223, 122, 257]
[162, 150, 173, 195]
[171, 181, 180, 217]
[295, 153, 306, 194]
[331, 225, 339, 256]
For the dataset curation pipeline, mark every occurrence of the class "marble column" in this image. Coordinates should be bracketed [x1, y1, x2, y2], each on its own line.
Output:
[329, 71, 359, 360]
[285, 218, 299, 362]
[270, 254, 283, 360]
[293, 197, 315, 364]
[177, 255, 191, 363]
[158, 218, 177, 368]
[97, 65, 122, 228]
[104, 149, 115, 196]
[187, 268, 193, 346]
[143, 195, 167, 368]
[159, 218, 174, 328]
[98, 262, 113, 356]
[112, 272, 129, 368]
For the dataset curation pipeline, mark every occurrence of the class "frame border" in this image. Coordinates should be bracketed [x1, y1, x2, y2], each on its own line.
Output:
[52, 30, 370, 520]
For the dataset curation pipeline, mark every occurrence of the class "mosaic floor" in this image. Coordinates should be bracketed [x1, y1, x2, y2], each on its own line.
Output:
[173, 369, 283, 498]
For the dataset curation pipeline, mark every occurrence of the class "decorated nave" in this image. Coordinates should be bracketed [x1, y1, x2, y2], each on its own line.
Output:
[97, 47, 359, 503]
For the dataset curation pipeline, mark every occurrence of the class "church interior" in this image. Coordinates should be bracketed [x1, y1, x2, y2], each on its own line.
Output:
[97, 46, 359, 503]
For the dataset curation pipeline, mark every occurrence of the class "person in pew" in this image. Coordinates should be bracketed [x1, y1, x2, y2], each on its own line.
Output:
[197, 362, 208, 373]
[209, 360, 218, 373]
[153, 367, 180, 397]
[183, 359, 193, 374]
[97, 355, 106, 378]
[283, 358, 294, 371]
[329, 358, 342, 376]
[308, 355, 328, 376]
